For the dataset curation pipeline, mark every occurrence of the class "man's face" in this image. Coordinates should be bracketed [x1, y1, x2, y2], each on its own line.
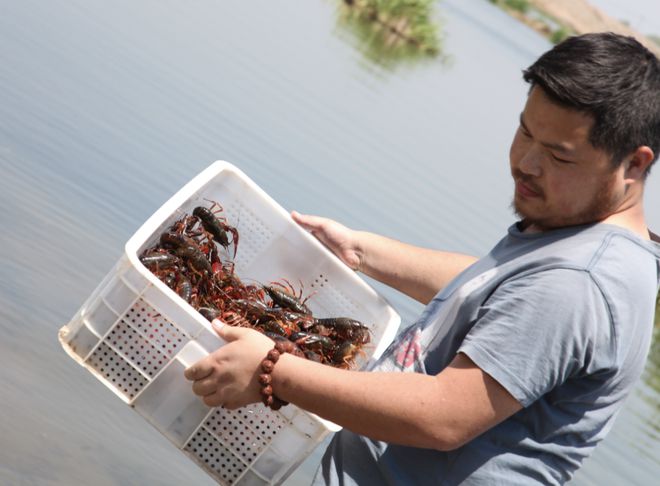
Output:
[509, 87, 626, 231]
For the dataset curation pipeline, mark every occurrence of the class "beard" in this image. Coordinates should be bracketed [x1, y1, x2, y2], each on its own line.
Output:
[510, 170, 623, 231]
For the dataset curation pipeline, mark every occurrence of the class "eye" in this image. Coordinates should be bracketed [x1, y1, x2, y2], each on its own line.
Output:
[550, 153, 574, 164]
[519, 125, 531, 137]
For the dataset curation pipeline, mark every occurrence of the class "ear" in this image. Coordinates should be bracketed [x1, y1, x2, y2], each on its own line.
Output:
[624, 146, 654, 181]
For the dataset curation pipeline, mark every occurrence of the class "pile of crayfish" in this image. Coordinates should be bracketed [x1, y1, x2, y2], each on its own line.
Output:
[139, 201, 371, 369]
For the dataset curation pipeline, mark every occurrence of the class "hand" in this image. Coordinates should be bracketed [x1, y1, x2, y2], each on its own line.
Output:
[183, 320, 274, 409]
[291, 211, 362, 271]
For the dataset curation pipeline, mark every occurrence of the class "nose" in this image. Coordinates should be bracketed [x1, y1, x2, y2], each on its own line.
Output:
[517, 146, 543, 177]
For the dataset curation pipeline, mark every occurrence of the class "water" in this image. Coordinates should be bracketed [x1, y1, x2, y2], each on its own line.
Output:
[1, 0, 658, 484]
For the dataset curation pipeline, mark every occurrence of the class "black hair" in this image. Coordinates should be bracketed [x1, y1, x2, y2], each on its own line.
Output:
[523, 32, 660, 172]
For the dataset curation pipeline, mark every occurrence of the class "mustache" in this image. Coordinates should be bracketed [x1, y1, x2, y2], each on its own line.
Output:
[512, 169, 543, 196]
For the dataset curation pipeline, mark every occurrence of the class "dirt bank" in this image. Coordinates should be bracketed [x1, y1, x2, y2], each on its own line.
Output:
[505, 0, 660, 58]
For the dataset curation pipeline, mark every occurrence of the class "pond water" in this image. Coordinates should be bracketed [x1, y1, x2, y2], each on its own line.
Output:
[1, 0, 658, 484]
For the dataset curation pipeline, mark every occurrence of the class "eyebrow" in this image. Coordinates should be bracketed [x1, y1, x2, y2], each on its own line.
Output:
[519, 113, 575, 155]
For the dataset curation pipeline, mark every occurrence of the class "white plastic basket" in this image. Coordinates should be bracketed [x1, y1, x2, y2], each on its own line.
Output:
[59, 161, 401, 485]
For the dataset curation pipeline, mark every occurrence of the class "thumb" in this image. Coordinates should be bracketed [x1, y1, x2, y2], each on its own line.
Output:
[212, 319, 244, 341]
[291, 210, 322, 231]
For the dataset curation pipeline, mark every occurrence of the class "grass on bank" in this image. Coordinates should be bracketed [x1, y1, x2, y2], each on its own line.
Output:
[488, 0, 574, 44]
[337, 0, 444, 69]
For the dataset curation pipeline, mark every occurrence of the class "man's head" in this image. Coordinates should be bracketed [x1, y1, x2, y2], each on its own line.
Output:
[522, 32, 660, 171]
[510, 33, 659, 231]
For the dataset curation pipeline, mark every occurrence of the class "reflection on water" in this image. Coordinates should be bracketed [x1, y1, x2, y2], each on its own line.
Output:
[335, 0, 446, 69]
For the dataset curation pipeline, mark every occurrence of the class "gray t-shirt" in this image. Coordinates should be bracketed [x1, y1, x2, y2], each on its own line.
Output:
[314, 222, 660, 485]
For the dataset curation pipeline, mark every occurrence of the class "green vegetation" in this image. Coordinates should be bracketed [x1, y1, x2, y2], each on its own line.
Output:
[549, 26, 572, 44]
[487, 0, 575, 45]
[649, 34, 660, 47]
[643, 293, 660, 398]
[505, 0, 531, 14]
[336, 0, 444, 70]
[642, 325, 660, 401]
[490, 0, 531, 15]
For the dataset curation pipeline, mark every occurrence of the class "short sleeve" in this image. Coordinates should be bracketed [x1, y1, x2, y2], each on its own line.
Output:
[458, 268, 613, 407]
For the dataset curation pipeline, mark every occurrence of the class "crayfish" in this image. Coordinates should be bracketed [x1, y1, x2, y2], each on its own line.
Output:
[138, 201, 371, 369]
[263, 279, 314, 315]
[193, 204, 239, 257]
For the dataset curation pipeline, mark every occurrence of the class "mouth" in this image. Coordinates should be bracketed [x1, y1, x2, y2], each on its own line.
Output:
[515, 180, 542, 198]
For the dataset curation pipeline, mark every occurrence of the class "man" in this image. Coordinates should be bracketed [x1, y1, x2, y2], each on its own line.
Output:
[185, 33, 660, 484]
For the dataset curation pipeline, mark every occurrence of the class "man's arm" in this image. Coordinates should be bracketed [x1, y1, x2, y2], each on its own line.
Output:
[185, 324, 522, 451]
[292, 212, 478, 304]
[273, 347, 522, 450]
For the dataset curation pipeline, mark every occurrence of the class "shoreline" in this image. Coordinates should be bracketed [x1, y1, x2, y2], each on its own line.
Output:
[489, 0, 660, 58]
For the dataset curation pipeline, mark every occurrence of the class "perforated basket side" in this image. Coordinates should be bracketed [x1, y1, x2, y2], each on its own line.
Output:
[182, 403, 325, 486]
[83, 297, 193, 400]
[61, 255, 201, 404]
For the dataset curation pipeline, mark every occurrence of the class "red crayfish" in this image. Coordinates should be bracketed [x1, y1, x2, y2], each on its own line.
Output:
[138, 201, 371, 369]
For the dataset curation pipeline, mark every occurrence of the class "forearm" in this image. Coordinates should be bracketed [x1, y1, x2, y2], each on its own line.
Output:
[271, 352, 513, 451]
[273, 354, 448, 448]
[355, 231, 478, 304]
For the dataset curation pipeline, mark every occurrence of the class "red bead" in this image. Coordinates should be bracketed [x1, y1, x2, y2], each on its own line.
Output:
[275, 341, 292, 354]
[258, 373, 272, 385]
[259, 343, 290, 410]
[261, 359, 275, 373]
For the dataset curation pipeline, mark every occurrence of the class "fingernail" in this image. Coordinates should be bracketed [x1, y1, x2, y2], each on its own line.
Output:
[212, 319, 224, 329]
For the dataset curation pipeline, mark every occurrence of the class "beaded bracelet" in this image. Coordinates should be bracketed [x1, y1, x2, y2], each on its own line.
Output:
[259, 341, 290, 410]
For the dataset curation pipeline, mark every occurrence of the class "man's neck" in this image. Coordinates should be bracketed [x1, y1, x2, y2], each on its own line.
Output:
[601, 202, 650, 240]
[519, 205, 650, 240]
